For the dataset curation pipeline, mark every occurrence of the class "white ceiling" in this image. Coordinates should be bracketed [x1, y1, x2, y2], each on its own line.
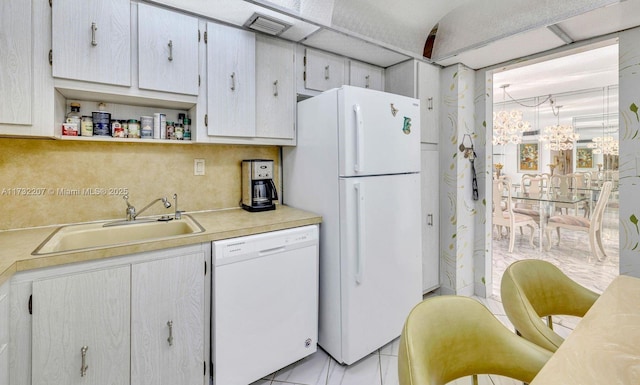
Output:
[492, 43, 619, 140]
[433, 0, 640, 69]
[146, 0, 640, 70]
[432, 0, 619, 66]
[493, 44, 619, 100]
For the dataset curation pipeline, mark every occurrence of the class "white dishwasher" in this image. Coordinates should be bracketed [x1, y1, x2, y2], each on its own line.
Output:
[212, 225, 319, 385]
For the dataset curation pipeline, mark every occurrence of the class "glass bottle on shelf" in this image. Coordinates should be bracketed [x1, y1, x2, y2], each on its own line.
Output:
[66, 102, 82, 135]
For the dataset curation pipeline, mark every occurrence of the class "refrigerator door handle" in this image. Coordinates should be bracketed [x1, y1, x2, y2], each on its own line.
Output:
[354, 182, 365, 284]
[353, 104, 364, 173]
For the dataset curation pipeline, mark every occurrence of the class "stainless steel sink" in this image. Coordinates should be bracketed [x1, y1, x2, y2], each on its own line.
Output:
[33, 215, 205, 255]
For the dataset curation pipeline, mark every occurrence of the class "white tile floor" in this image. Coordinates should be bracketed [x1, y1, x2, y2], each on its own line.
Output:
[247, 293, 574, 385]
[247, 207, 619, 385]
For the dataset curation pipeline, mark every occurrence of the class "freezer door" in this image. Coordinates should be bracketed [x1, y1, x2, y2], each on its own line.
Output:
[338, 173, 422, 364]
[338, 86, 421, 177]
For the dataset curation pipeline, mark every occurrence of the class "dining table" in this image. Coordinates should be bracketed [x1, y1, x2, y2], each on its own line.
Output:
[530, 275, 640, 384]
[509, 191, 588, 250]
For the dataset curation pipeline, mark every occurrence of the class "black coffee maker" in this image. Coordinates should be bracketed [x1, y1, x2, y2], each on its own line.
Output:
[241, 159, 278, 212]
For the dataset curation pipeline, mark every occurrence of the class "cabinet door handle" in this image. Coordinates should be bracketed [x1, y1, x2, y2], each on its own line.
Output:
[91, 22, 98, 46]
[80, 346, 89, 377]
[365, 75, 370, 88]
[273, 80, 278, 97]
[230, 72, 236, 91]
[324, 65, 330, 80]
[167, 320, 174, 346]
[168, 40, 173, 61]
[427, 213, 433, 226]
[428, 97, 433, 111]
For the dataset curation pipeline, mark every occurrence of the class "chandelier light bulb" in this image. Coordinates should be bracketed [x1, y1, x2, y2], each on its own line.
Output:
[540, 101, 579, 151]
[492, 109, 531, 146]
[541, 123, 579, 151]
[587, 135, 619, 155]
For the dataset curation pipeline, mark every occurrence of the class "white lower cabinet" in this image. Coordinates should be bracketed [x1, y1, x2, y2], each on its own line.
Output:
[8, 243, 210, 385]
[421, 145, 440, 292]
[32, 267, 131, 385]
[0, 281, 9, 385]
[131, 252, 205, 385]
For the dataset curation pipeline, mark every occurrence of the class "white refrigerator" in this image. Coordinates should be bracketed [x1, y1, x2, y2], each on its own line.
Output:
[283, 86, 423, 365]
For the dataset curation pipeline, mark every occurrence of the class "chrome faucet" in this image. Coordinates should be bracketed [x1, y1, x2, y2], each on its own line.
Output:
[173, 193, 183, 219]
[123, 195, 136, 221]
[123, 195, 171, 221]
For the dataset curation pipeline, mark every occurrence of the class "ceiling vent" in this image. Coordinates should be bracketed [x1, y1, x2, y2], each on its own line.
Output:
[523, 130, 540, 136]
[244, 13, 292, 36]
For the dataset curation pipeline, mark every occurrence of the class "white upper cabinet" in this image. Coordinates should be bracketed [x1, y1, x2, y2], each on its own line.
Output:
[256, 35, 295, 141]
[349, 60, 383, 91]
[206, 22, 256, 137]
[384, 60, 416, 98]
[52, 0, 131, 86]
[385, 60, 440, 144]
[0, 0, 31, 125]
[138, 4, 199, 95]
[417, 61, 440, 144]
[304, 48, 345, 92]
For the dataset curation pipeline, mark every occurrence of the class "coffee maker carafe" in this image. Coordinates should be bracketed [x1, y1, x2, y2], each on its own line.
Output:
[241, 159, 278, 212]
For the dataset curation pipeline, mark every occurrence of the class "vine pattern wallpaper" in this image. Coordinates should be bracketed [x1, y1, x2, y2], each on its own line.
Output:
[438, 27, 640, 296]
[619, 28, 640, 277]
[439, 64, 477, 296]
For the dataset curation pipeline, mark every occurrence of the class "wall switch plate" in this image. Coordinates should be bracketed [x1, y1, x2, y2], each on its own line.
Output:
[194, 159, 205, 176]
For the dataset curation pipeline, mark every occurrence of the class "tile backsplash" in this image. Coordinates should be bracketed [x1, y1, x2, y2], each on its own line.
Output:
[0, 138, 279, 230]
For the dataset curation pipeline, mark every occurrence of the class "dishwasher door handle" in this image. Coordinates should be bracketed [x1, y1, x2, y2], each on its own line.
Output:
[258, 246, 287, 256]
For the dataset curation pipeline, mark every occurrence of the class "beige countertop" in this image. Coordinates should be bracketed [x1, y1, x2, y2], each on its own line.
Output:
[0, 205, 321, 286]
[530, 275, 640, 384]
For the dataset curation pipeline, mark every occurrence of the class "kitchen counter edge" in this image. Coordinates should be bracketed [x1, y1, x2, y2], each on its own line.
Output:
[0, 206, 322, 286]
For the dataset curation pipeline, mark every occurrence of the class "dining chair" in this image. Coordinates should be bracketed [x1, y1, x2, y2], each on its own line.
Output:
[513, 174, 548, 224]
[569, 172, 592, 217]
[493, 177, 538, 252]
[398, 296, 552, 385]
[549, 174, 578, 215]
[544, 181, 613, 261]
[500, 259, 599, 352]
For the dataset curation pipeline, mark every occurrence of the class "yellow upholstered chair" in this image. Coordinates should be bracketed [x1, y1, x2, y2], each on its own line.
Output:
[501, 259, 599, 352]
[398, 296, 552, 385]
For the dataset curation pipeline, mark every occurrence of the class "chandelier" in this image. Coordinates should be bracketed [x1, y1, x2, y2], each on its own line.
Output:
[541, 101, 579, 151]
[492, 84, 531, 146]
[587, 135, 619, 155]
